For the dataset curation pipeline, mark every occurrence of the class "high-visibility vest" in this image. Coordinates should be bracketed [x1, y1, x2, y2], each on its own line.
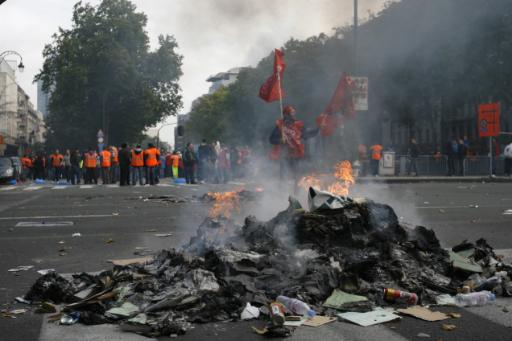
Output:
[21, 157, 33, 168]
[131, 150, 144, 167]
[84, 152, 97, 168]
[51, 154, 63, 167]
[370, 145, 383, 160]
[100, 150, 111, 167]
[170, 154, 180, 168]
[144, 148, 159, 167]
[111, 147, 119, 164]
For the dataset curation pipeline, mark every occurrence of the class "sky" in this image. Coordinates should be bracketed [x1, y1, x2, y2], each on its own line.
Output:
[0, 0, 387, 144]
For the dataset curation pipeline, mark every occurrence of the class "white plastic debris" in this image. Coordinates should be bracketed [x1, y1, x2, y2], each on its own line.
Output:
[37, 269, 55, 276]
[308, 187, 348, 211]
[72, 233, 82, 237]
[241, 303, 260, 320]
[503, 209, 512, 215]
[8, 265, 34, 272]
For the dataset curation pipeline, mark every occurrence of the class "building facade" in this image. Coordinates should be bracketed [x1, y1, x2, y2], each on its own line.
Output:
[0, 60, 45, 156]
[37, 79, 51, 119]
[206, 67, 246, 94]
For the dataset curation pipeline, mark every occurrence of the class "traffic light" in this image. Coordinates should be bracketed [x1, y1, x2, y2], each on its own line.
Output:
[177, 125, 184, 137]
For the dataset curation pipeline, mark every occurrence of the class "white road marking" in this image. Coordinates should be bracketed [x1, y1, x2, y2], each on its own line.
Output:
[105, 184, 119, 188]
[23, 186, 43, 191]
[80, 185, 94, 189]
[15, 221, 74, 227]
[0, 214, 114, 221]
[52, 186, 67, 190]
[0, 186, 16, 191]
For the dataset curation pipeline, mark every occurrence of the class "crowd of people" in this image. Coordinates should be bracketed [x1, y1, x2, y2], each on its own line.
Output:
[17, 141, 252, 186]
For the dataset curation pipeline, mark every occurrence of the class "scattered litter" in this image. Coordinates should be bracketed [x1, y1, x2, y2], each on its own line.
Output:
[154, 233, 173, 237]
[397, 306, 449, 322]
[436, 294, 457, 306]
[60, 312, 80, 325]
[15, 297, 31, 304]
[323, 289, 369, 311]
[439, 209, 445, 213]
[252, 325, 293, 337]
[37, 269, 55, 276]
[9, 309, 27, 315]
[112, 212, 120, 216]
[283, 316, 306, 327]
[503, 209, 512, 215]
[58, 241, 65, 244]
[8, 265, 34, 272]
[337, 309, 401, 327]
[449, 250, 482, 273]
[303, 315, 336, 327]
[71, 233, 81, 238]
[35, 302, 57, 314]
[240, 303, 260, 320]
[442, 323, 457, 331]
[19, 193, 512, 337]
[108, 257, 153, 266]
[106, 302, 139, 318]
[384, 288, 418, 305]
[447, 312, 461, 318]
[106, 238, 114, 244]
[417, 332, 431, 338]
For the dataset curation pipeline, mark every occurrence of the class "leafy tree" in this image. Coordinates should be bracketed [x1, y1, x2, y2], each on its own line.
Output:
[36, 0, 182, 149]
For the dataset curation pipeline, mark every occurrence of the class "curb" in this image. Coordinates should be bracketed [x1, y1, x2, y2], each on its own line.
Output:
[356, 176, 512, 184]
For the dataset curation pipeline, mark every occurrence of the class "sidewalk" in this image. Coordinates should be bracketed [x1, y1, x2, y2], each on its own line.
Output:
[357, 175, 512, 183]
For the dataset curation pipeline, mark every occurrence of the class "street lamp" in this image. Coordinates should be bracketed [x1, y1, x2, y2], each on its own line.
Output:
[0, 50, 25, 72]
[156, 122, 177, 149]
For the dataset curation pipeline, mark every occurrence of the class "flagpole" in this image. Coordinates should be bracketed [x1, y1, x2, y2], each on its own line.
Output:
[276, 65, 284, 119]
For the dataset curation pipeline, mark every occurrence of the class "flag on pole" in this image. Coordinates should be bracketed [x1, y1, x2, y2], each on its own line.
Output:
[259, 49, 286, 102]
[324, 73, 354, 116]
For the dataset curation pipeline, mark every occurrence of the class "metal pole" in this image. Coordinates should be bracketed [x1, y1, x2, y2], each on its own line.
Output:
[353, 0, 358, 75]
[489, 136, 493, 177]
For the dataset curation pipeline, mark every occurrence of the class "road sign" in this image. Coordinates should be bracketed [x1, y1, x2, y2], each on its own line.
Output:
[478, 102, 500, 137]
[348, 76, 368, 111]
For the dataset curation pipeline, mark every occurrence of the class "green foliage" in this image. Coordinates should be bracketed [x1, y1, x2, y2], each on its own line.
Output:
[36, 0, 182, 149]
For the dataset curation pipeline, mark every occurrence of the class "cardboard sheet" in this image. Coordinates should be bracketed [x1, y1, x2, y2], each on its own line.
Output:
[108, 256, 153, 266]
[303, 315, 337, 327]
[397, 306, 449, 322]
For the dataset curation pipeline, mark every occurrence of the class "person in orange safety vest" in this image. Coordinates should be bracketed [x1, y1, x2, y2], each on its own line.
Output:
[144, 143, 160, 185]
[369, 143, 383, 176]
[21, 155, 33, 181]
[83, 148, 98, 184]
[100, 146, 112, 184]
[50, 149, 64, 181]
[131, 145, 145, 186]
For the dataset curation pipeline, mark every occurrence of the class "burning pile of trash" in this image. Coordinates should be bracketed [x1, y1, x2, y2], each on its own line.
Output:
[20, 187, 512, 337]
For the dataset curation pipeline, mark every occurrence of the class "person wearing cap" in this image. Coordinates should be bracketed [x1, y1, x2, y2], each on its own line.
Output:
[269, 105, 318, 183]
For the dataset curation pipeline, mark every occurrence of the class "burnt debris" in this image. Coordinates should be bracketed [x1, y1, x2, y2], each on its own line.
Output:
[22, 193, 511, 337]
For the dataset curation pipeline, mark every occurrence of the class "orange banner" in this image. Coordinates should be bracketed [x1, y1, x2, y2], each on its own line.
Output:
[478, 103, 500, 137]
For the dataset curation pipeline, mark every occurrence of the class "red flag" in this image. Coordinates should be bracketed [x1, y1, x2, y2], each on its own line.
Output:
[324, 73, 354, 116]
[259, 49, 286, 102]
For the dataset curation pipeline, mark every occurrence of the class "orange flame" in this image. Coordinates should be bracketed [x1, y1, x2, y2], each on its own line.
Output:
[207, 191, 241, 218]
[329, 160, 354, 197]
[298, 174, 322, 190]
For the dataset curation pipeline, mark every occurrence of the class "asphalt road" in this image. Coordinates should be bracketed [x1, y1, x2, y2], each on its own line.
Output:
[0, 180, 512, 341]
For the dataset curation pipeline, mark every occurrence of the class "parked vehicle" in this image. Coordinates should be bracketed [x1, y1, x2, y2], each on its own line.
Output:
[0, 157, 15, 182]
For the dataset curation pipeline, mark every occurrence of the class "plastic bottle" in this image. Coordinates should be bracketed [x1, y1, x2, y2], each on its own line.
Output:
[454, 291, 496, 307]
[276, 296, 316, 318]
[474, 276, 502, 292]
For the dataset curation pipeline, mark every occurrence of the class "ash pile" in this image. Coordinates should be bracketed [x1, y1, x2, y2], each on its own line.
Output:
[21, 188, 512, 337]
